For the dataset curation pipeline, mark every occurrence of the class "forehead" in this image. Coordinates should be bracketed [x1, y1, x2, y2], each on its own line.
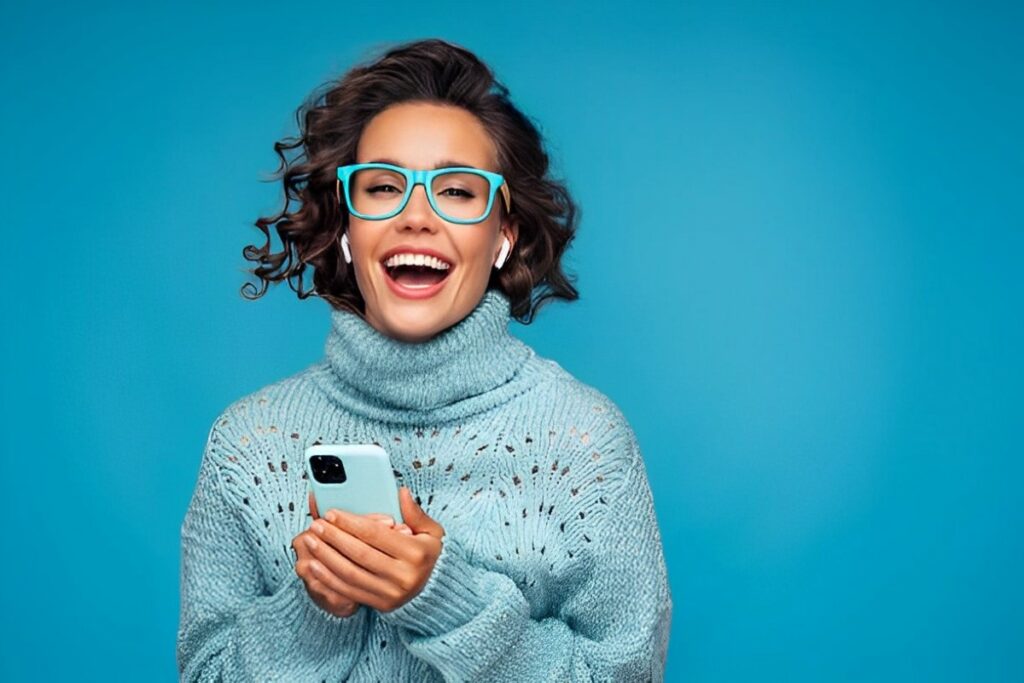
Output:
[356, 101, 499, 170]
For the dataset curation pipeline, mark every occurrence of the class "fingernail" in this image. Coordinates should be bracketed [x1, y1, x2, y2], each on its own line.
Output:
[312, 521, 325, 535]
[325, 511, 336, 523]
[304, 536, 317, 551]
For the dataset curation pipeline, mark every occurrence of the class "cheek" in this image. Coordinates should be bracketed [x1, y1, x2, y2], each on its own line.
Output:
[455, 228, 500, 274]
[345, 223, 378, 289]
[346, 219, 369, 249]
[347, 223, 375, 266]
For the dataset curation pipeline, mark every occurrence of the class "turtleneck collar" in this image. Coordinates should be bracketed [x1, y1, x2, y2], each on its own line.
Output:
[313, 288, 539, 425]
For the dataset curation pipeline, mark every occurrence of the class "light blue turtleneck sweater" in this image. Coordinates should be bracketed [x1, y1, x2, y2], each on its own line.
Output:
[177, 289, 673, 681]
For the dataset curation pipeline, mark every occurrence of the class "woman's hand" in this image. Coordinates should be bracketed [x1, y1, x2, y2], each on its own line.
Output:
[302, 486, 446, 613]
[292, 492, 414, 617]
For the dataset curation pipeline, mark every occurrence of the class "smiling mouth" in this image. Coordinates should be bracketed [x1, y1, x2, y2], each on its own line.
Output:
[380, 261, 454, 290]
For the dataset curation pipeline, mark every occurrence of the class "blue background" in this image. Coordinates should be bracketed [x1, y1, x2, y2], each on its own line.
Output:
[2, 2, 1021, 680]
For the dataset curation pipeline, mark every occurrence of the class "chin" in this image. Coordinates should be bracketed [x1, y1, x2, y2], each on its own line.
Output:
[361, 266, 483, 342]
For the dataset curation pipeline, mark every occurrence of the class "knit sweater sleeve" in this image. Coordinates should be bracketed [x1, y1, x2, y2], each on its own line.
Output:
[378, 423, 673, 682]
[176, 419, 370, 682]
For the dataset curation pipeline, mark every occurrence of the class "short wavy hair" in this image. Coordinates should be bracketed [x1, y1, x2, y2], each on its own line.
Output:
[241, 38, 580, 324]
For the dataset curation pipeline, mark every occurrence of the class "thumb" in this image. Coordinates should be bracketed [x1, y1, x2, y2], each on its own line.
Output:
[398, 486, 444, 539]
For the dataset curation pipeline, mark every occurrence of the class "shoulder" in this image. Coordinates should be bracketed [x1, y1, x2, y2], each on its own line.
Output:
[514, 353, 654, 530]
[520, 351, 641, 472]
[192, 365, 335, 507]
[525, 351, 636, 436]
[200, 363, 327, 453]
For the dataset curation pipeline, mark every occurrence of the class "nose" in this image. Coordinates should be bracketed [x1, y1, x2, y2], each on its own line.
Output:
[397, 182, 440, 230]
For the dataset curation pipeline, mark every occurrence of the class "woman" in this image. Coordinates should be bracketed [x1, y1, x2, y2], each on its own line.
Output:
[177, 38, 672, 682]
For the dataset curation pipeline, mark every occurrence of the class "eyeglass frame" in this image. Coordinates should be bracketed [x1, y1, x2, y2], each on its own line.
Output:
[336, 162, 512, 225]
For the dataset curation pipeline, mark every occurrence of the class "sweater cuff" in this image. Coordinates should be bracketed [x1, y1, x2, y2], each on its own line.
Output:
[378, 535, 489, 636]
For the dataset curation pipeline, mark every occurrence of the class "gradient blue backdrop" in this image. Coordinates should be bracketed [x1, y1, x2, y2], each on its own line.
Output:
[2, 2, 1021, 681]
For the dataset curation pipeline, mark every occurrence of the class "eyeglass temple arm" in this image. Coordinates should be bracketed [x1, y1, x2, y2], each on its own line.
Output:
[500, 183, 512, 214]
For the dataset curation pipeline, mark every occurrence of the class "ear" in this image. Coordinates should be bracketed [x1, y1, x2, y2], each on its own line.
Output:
[498, 219, 519, 258]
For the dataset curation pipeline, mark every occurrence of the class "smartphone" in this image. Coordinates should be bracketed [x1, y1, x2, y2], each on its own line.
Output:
[305, 443, 403, 523]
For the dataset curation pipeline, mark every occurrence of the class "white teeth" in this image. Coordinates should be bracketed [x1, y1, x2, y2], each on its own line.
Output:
[383, 253, 452, 270]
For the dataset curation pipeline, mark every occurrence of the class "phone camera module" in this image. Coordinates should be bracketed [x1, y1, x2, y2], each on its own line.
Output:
[310, 455, 347, 484]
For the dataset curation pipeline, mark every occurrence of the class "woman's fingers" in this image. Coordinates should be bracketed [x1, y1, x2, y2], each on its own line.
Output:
[306, 575, 359, 617]
[293, 530, 361, 617]
[313, 550, 401, 612]
[308, 558, 361, 600]
[323, 509, 415, 560]
[364, 513, 395, 525]
[309, 521, 398, 582]
[292, 529, 314, 560]
[315, 508, 397, 527]
[305, 531, 404, 609]
[365, 514, 412, 534]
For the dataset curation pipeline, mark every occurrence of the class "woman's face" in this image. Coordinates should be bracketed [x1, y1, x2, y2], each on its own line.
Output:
[344, 101, 517, 343]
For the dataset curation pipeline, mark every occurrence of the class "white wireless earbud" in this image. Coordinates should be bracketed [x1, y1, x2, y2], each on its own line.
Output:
[494, 237, 511, 270]
[340, 232, 352, 264]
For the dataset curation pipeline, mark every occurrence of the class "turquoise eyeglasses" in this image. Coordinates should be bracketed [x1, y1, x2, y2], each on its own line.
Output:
[336, 162, 512, 225]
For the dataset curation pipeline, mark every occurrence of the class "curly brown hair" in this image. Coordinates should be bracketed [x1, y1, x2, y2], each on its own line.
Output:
[241, 38, 580, 324]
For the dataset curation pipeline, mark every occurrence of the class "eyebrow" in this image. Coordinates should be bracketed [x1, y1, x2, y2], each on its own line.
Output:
[366, 157, 485, 170]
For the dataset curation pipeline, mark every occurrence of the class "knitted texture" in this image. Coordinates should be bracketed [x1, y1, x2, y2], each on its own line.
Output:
[177, 289, 673, 682]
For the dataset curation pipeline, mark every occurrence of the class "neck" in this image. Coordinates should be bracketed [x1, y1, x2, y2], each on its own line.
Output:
[314, 289, 538, 424]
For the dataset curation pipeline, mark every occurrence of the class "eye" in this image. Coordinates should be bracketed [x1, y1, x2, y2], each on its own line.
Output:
[367, 184, 402, 194]
[439, 187, 474, 198]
